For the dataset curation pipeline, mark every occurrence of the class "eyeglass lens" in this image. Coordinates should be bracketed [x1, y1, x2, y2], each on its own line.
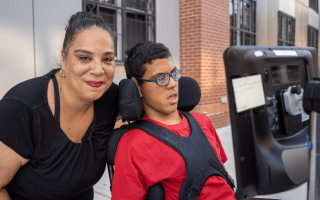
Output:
[156, 70, 181, 86]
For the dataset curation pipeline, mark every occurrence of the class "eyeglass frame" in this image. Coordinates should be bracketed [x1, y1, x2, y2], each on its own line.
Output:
[136, 68, 182, 86]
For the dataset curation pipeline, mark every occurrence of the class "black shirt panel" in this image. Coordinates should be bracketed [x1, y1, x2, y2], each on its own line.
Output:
[2, 70, 51, 110]
[0, 100, 37, 159]
[1, 69, 119, 200]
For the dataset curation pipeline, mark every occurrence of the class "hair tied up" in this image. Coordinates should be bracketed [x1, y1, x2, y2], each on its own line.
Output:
[62, 11, 114, 58]
[65, 12, 104, 31]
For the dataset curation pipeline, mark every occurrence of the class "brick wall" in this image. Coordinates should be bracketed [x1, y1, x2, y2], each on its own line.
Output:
[180, 0, 230, 128]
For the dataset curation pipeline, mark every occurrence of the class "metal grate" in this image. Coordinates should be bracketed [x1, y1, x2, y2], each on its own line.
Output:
[230, 0, 256, 46]
[310, 0, 319, 13]
[278, 11, 295, 46]
[308, 25, 319, 50]
[83, 0, 155, 61]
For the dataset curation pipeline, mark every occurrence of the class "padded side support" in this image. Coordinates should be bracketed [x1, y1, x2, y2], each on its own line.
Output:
[118, 79, 144, 121]
[178, 77, 201, 111]
[145, 183, 165, 200]
[107, 127, 131, 165]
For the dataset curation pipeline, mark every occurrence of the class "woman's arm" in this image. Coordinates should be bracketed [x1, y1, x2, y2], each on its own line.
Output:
[0, 141, 28, 200]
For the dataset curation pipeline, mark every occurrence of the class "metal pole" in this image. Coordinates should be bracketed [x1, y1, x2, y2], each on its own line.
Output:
[307, 112, 318, 200]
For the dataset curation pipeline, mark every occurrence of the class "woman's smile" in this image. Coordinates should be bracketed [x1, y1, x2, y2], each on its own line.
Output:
[86, 81, 105, 88]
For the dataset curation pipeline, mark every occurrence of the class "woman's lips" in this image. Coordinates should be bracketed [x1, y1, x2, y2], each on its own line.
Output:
[86, 81, 104, 88]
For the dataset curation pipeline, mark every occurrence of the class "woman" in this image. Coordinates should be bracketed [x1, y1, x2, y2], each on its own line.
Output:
[0, 12, 118, 200]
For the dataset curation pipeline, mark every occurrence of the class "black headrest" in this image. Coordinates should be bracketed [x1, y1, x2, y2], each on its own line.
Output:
[118, 76, 201, 121]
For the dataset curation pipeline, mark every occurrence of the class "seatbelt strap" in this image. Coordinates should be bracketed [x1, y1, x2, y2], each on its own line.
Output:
[187, 165, 205, 200]
[123, 111, 235, 200]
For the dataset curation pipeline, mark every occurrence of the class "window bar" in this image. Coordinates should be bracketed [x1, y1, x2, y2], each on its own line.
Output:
[252, 0, 255, 33]
[153, 0, 156, 42]
[145, 0, 148, 41]
[113, 8, 117, 58]
[230, 29, 232, 46]
[307, 26, 311, 46]
[313, 28, 315, 47]
[250, 0, 253, 33]
[231, 0, 234, 27]
[242, 0, 245, 45]
[316, 30, 318, 50]
[233, 0, 236, 45]
[293, 19, 296, 44]
[313, 28, 315, 48]
[278, 12, 282, 46]
[233, 0, 235, 28]
[285, 16, 288, 45]
[315, 29, 317, 49]
[122, 0, 127, 60]
[140, 18, 143, 42]
[241, 0, 243, 30]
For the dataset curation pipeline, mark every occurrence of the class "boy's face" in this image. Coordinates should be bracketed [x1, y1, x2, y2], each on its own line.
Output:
[138, 57, 179, 117]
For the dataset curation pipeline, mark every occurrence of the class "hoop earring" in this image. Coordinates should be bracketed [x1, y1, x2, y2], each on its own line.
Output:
[59, 69, 66, 78]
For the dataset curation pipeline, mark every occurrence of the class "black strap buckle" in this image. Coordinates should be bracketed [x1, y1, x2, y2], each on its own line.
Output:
[187, 188, 200, 200]
[226, 172, 235, 189]
[186, 165, 204, 200]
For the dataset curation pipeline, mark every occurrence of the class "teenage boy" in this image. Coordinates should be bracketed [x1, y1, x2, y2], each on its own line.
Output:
[111, 42, 235, 200]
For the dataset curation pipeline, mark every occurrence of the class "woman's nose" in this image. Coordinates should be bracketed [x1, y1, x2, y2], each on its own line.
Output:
[90, 61, 104, 75]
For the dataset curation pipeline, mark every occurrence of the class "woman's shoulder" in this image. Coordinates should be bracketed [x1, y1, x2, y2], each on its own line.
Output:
[99, 82, 119, 100]
[94, 82, 119, 127]
[2, 69, 56, 110]
[96, 82, 119, 109]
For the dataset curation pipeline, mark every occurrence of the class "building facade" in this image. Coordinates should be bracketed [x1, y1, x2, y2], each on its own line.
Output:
[1, 0, 319, 129]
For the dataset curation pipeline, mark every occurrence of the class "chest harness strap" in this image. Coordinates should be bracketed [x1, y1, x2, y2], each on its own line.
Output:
[123, 111, 235, 200]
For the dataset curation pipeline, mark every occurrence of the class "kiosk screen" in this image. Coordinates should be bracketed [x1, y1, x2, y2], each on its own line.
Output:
[271, 65, 301, 85]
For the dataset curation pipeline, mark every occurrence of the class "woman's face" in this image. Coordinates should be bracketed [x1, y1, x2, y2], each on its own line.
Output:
[61, 26, 115, 102]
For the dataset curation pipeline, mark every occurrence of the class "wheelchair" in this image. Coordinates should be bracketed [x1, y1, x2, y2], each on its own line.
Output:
[106, 76, 202, 199]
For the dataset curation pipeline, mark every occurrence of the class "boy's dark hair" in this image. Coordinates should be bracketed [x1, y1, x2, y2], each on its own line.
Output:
[124, 42, 172, 83]
[62, 12, 115, 58]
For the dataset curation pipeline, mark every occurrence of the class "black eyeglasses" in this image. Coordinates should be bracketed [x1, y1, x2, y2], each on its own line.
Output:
[136, 69, 182, 86]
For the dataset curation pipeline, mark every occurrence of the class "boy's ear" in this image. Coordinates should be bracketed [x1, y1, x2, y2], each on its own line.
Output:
[131, 77, 143, 98]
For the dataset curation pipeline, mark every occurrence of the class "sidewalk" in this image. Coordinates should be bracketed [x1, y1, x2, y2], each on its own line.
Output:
[93, 125, 308, 200]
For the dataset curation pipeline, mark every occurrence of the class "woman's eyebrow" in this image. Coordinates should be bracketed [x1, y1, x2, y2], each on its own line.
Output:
[103, 51, 115, 56]
[74, 49, 93, 54]
[74, 49, 115, 55]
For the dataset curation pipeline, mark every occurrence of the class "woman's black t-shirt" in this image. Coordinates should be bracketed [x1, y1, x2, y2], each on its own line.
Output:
[0, 69, 119, 200]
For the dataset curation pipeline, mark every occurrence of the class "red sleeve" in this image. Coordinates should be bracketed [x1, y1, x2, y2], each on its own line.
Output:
[111, 129, 177, 199]
[111, 130, 148, 200]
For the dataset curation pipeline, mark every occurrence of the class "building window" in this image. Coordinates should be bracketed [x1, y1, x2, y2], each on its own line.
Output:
[83, 0, 156, 61]
[308, 25, 319, 50]
[310, 0, 319, 13]
[278, 11, 295, 46]
[230, 0, 256, 46]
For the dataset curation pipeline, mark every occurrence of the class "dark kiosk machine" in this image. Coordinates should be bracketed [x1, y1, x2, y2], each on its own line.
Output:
[223, 46, 318, 200]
